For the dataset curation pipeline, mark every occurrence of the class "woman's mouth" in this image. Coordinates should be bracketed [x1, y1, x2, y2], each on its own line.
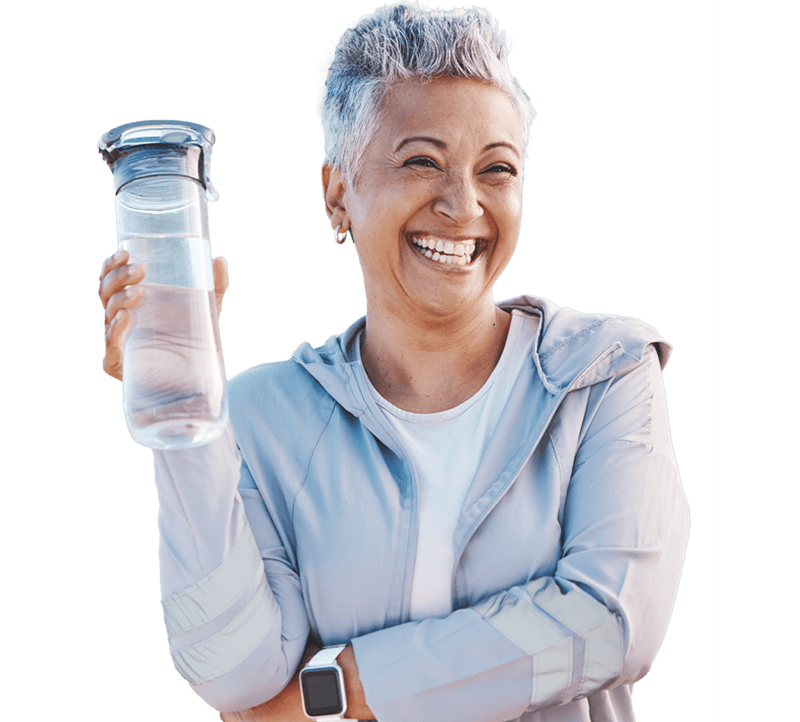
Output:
[410, 235, 478, 266]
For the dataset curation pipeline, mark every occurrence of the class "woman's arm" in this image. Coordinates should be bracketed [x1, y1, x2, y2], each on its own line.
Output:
[347, 347, 689, 722]
[155, 435, 312, 712]
[220, 645, 373, 722]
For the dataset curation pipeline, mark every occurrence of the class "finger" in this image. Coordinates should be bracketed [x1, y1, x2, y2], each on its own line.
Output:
[103, 309, 129, 381]
[97, 248, 128, 295]
[213, 256, 229, 316]
[105, 284, 144, 330]
[99, 249, 128, 281]
[99, 261, 146, 310]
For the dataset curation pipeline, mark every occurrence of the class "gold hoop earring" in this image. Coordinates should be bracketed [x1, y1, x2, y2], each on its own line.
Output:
[335, 225, 348, 244]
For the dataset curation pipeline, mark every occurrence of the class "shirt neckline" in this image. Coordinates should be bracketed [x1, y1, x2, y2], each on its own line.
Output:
[355, 311, 531, 423]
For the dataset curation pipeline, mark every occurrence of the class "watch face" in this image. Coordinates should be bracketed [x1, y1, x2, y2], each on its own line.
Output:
[300, 667, 344, 717]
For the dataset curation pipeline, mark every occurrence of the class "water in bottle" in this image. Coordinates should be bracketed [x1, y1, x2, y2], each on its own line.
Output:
[121, 247, 226, 449]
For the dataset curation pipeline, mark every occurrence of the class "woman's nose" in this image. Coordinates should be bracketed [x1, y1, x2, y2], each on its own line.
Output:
[433, 172, 483, 225]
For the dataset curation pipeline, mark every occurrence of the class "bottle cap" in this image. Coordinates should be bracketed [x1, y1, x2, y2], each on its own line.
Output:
[99, 120, 218, 200]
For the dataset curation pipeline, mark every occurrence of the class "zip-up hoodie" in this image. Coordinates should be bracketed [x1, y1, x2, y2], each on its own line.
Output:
[154, 295, 690, 722]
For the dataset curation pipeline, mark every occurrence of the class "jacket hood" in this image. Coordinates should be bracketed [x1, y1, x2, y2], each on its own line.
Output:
[291, 295, 671, 415]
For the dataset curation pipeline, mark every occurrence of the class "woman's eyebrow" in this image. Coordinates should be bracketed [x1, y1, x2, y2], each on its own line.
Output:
[395, 136, 447, 151]
[484, 141, 522, 158]
[395, 137, 521, 158]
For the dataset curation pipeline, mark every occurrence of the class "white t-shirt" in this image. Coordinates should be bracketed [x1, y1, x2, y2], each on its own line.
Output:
[355, 310, 540, 620]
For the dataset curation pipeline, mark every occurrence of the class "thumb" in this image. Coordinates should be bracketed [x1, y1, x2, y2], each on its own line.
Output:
[212, 256, 229, 317]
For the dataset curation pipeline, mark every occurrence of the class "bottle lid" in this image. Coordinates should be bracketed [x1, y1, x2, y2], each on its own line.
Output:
[98, 120, 218, 200]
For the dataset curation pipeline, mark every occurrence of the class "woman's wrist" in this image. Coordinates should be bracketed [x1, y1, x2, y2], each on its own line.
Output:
[337, 645, 373, 720]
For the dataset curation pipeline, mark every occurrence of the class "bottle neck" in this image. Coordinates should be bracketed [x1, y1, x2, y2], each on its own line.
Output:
[112, 145, 204, 194]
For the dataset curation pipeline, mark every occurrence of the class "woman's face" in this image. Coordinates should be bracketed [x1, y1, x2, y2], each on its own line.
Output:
[341, 77, 525, 323]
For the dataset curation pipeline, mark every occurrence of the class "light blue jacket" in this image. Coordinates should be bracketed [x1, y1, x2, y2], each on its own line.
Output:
[154, 295, 690, 722]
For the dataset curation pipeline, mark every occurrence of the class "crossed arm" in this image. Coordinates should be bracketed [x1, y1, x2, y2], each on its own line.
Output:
[219, 645, 372, 722]
[155, 347, 687, 722]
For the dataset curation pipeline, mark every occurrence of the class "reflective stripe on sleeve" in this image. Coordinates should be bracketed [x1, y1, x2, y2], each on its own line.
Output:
[161, 525, 264, 639]
[170, 574, 280, 685]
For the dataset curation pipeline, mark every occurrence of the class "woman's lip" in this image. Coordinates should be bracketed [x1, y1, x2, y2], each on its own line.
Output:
[408, 234, 483, 267]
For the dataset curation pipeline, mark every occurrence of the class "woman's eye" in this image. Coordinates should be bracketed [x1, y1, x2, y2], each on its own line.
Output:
[404, 156, 441, 170]
[483, 163, 517, 176]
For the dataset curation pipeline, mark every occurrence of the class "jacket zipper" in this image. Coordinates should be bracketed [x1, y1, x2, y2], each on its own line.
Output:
[449, 372, 582, 609]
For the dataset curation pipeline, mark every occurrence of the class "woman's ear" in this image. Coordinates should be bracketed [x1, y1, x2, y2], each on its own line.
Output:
[322, 165, 347, 226]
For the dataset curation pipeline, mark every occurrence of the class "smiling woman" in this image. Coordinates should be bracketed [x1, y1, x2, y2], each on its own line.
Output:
[325, 77, 525, 412]
[98, 5, 689, 722]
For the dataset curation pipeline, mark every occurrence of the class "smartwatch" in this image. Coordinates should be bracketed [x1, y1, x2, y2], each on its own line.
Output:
[299, 644, 348, 720]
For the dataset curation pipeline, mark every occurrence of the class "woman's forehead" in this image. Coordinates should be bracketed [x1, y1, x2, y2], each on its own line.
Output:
[377, 77, 525, 152]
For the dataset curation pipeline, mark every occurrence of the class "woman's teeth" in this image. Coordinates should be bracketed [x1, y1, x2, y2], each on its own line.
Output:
[411, 236, 476, 266]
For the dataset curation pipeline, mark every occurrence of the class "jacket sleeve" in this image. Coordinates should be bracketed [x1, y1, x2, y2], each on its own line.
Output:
[154, 424, 309, 712]
[351, 346, 690, 722]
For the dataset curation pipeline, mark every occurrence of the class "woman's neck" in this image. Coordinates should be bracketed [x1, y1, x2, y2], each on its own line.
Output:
[360, 301, 512, 414]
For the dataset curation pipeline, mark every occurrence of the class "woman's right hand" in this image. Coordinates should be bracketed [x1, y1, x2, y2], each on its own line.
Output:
[99, 250, 146, 381]
[98, 250, 229, 381]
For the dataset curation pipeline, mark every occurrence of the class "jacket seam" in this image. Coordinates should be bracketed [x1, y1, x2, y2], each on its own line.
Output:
[545, 428, 564, 517]
[539, 320, 604, 361]
[452, 384, 570, 587]
[290, 397, 338, 524]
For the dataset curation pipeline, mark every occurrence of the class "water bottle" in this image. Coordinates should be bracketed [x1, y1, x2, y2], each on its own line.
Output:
[99, 120, 228, 450]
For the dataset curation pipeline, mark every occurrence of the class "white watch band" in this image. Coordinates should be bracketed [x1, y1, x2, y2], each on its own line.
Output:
[307, 644, 347, 667]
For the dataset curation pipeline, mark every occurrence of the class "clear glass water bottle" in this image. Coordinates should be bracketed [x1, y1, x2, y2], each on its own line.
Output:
[99, 120, 228, 449]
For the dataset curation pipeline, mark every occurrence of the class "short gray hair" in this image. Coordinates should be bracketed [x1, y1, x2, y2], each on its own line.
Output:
[323, 4, 536, 184]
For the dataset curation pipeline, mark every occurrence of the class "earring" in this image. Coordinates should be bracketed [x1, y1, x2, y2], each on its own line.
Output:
[334, 225, 348, 244]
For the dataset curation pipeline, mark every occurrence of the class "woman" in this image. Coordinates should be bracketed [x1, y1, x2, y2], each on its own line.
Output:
[99, 5, 689, 722]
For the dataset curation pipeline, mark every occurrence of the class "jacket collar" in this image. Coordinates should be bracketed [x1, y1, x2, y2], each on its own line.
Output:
[291, 295, 671, 415]
[500, 295, 671, 392]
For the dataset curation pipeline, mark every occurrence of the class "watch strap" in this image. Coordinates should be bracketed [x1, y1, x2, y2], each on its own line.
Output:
[307, 644, 347, 667]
